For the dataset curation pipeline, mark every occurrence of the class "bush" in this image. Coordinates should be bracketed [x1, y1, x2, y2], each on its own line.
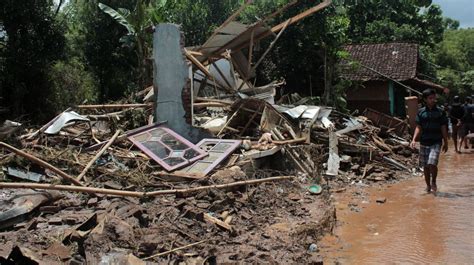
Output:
[48, 58, 98, 111]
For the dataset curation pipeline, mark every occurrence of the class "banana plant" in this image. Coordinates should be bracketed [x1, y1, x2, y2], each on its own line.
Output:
[98, 0, 167, 89]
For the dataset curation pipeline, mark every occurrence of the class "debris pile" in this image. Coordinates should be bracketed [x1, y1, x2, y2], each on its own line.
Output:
[0, 94, 416, 264]
[0, 1, 418, 263]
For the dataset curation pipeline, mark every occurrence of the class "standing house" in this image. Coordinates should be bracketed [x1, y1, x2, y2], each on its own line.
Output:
[341, 43, 447, 117]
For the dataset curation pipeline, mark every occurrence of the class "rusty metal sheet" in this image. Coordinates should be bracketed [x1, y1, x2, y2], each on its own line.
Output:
[176, 139, 241, 176]
[128, 124, 207, 171]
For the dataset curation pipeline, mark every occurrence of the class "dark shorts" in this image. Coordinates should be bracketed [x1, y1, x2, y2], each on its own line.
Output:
[419, 143, 441, 167]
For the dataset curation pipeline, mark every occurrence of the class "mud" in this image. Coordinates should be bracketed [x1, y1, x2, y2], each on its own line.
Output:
[0, 176, 336, 264]
[321, 147, 474, 264]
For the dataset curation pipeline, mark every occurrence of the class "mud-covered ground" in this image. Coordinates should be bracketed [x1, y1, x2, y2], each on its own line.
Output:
[0, 171, 335, 264]
[320, 147, 474, 264]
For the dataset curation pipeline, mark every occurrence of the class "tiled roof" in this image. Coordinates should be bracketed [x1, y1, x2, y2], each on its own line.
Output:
[340, 43, 419, 81]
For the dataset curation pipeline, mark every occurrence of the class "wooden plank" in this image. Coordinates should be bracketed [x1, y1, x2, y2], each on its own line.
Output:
[271, 0, 332, 33]
[185, 49, 213, 77]
[252, 19, 290, 71]
[185, 49, 233, 93]
[204, 213, 232, 231]
[239, 104, 263, 137]
[76, 104, 151, 109]
[246, 29, 255, 79]
[193, 102, 229, 108]
[77, 130, 121, 182]
[153, 171, 204, 180]
[198, 0, 253, 51]
[1, 176, 295, 198]
[143, 240, 207, 260]
[261, 0, 298, 23]
[232, 0, 332, 52]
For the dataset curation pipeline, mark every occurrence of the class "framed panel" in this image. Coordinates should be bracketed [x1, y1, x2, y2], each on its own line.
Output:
[128, 124, 207, 171]
[177, 139, 241, 176]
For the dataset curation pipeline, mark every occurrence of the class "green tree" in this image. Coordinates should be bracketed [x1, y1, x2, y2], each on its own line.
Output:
[237, 0, 350, 107]
[67, 0, 139, 102]
[344, 0, 445, 48]
[98, 0, 167, 90]
[0, 0, 66, 122]
[164, 0, 240, 46]
[433, 29, 474, 97]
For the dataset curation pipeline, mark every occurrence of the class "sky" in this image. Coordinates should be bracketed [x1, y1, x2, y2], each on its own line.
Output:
[432, 0, 474, 28]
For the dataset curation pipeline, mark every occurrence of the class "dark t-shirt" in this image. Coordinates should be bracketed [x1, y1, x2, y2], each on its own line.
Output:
[464, 104, 474, 123]
[450, 103, 465, 121]
[416, 106, 448, 146]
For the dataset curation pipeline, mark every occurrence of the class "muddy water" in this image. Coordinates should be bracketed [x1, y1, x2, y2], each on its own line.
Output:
[321, 148, 474, 264]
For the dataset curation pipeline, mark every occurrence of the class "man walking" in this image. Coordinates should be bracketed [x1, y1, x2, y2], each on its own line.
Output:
[411, 89, 449, 193]
[459, 96, 474, 152]
[449, 96, 465, 153]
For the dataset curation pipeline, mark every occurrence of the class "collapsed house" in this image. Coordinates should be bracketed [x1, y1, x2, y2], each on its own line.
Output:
[0, 1, 421, 264]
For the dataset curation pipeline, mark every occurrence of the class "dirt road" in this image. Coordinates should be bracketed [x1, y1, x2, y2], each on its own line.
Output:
[321, 147, 474, 264]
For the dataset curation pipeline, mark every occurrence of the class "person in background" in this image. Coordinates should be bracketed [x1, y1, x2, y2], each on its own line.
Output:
[411, 89, 449, 193]
[459, 96, 474, 152]
[449, 96, 465, 153]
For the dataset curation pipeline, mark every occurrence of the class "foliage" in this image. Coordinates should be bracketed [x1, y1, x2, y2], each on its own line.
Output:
[68, 0, 139, 102]
[0, 0, 66, 122]
[432, 29, 474, 98]
[238, 0, 350, 107]
[343, 0, 445, 48]
[163, 0, 240, 46]
[0, 0, 469, 122]
[49, 58, 98, 111]
[98, 0, 167, 89]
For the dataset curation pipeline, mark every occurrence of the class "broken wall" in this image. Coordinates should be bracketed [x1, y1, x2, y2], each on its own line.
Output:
[153, 23, 208, 142]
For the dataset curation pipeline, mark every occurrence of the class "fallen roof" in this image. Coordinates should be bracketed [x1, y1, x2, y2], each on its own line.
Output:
[341, 43, 419, 81]
[193, 0, 332, 63]
[196, 21, 272, 61]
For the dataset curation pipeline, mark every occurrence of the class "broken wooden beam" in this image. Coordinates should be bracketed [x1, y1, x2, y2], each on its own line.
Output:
[85, 122, 167, 151]
[204, 213, 232, 231]
[193, 102, 230, 108]
[152, 171, 204, 180]
[76, 103, 152, 110]
[0, 142, 84, 186]
[184, 49, 232, 92]
[271, 0, 332, 33]
[0, 176, 294, 198]
[143, 240, 207, 260]
[197, 0, 253, 51]
[195, 97, 233, 105]
[77, 130, 121, 182]
[272, 137, 307, 145]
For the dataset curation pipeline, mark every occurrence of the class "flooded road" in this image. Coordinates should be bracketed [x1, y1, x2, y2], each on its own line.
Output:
[321, 148, 474, 264]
